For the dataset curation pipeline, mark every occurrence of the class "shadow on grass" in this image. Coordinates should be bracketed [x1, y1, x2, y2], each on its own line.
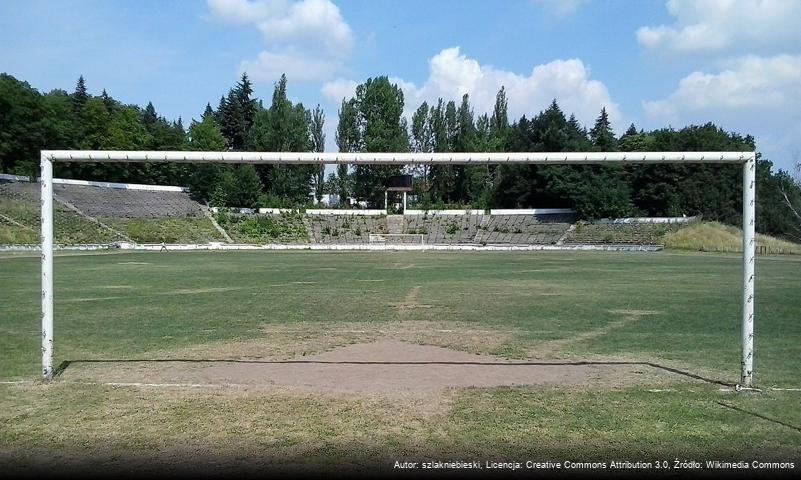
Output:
[716, 401, 801, 433]
[55, 358, 734, 387]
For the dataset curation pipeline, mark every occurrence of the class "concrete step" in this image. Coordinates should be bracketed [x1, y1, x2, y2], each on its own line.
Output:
[386, 215, 404, 234]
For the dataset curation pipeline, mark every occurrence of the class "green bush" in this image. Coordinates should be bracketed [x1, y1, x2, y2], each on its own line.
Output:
[223, 211, 308, 243]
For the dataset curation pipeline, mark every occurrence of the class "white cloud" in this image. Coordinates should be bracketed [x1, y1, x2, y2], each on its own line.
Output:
[644, 54, 801, 168]
[207, 0, 353, 82]
[532, 0, 587, 17]
[644, 54, 801, 119]
[242, 50, 343, 82]
[206, 0, 277, 24]
[320, 78, 358, 104]
[321, 47, 622, 132]
[256, 0, 352, 56]
[637, 0, 801, 54]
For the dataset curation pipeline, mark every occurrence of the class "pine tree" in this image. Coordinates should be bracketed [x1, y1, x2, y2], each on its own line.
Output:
[566, 114, 588, 149]
[214, 95, 226, 128]
[234, 72, 257, 148]
[71, 75, 89, 112]
[622, 123, 638, 139]
[590, 107, 617, 150]
[142, 102, 158, 128]
[215, 73, 259, 151]
[100, 89, 115, 112]
[202, 103, 214, 120]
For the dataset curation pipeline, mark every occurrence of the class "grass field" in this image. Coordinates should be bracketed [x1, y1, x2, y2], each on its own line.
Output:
[1, 250, 800, 475]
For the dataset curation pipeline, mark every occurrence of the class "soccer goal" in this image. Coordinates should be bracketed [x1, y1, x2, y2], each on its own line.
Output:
[368, 233, 425, 245]
[37, 150, 757, 388]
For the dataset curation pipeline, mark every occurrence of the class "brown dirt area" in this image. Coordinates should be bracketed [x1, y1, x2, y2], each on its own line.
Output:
[60, 338, 684, 396]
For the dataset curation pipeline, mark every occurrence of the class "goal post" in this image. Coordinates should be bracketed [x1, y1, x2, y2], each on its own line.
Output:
[38, 150, 757, 387]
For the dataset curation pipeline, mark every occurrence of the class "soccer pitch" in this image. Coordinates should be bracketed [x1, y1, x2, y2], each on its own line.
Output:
[1, 250, 800, 474]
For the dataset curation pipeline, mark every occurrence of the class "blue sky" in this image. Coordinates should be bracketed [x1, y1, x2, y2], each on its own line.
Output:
[2, 0, 800, 171]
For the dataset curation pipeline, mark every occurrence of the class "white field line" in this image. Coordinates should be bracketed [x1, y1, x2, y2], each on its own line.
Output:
[5, 378, 799, 392]
[69, 381, 255, 389]
[0, 243, 664, 253]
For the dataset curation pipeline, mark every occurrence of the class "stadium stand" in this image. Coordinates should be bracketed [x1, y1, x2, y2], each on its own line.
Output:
[404, 213, 483, 244]
[53, 184, 204, 218]
[475, 215, 571, 245]
[307, 214, 387, 244]
[0, 177, 695, 247]
[562, 222, 685, 245]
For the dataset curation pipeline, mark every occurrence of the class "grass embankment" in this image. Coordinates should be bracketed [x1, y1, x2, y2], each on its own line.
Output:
[101, 217, 225, 244]
[665, 221, 801, 254]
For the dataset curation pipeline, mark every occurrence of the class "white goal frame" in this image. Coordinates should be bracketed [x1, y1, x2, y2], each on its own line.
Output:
[39, 150, 757, 387]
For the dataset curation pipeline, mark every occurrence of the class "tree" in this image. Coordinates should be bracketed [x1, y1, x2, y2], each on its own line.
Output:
[142, 102, 158, 128]
[230, 164, 263, 208]
[217, 73, 258, 151]
[202, 103, 215, 120]
[309, 104, 326, 202]
[71, 75, 89, 112]
[0, 74, 49, 176]
[621, 123, 638, 140]
[100, 89, 115, 112]
[427, 99, 452, 203]
[778, 154, 801, 240]
[247, 74, 314, 205]
[339, 76, 409, 205]
[335, 97, 360, 205]
[454, 94, 480, 202]
[186, 116, 230, 201]
[590, 107, 616, 151]
[490, 86, 509, 138]
[410, 101, 433, 185]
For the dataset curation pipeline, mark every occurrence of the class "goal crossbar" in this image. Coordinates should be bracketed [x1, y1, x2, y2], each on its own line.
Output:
[41, 150, 752, 165]
[38, 150, 757, 389]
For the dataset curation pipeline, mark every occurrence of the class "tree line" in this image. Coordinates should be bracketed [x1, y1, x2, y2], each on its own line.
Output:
[0, 72, 799, 240]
